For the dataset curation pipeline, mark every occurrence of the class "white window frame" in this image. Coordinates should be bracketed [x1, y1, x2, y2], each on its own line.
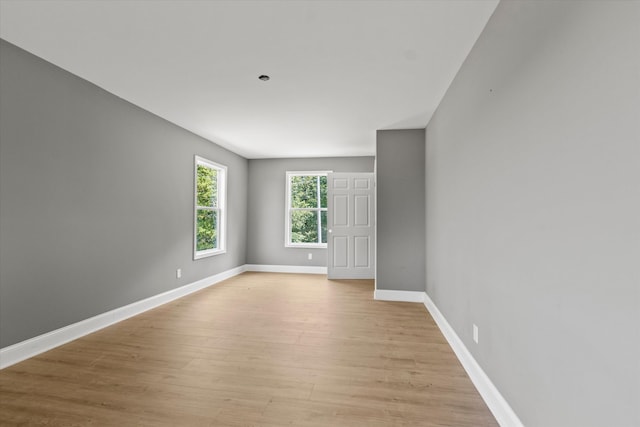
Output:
[285, 171, 331, 248]
[194, 156, 227, 259]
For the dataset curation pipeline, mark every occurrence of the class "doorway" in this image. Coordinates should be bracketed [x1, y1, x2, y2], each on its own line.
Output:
[326, 173, 375, 279]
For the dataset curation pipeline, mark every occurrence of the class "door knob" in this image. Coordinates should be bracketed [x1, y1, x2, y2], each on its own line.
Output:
[329, 229, 333, 233]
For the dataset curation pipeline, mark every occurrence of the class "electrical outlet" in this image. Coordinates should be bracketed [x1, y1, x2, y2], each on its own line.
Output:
[473, 324, 479, 344]
[176, 268, 182, 279]
[308, 253, 312, 260]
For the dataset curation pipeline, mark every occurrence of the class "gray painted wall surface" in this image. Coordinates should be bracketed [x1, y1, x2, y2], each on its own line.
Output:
[425, 2, 639, 426]
[376, 129, 425, 292]
[247, 157, 374, 266]
[0, 40, 248, 348]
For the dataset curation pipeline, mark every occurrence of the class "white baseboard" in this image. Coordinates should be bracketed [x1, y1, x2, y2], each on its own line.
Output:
[423, 293, 524, 427]
[245, 264, 327, 275]
[0, 265, 247, 369]
[374, 289, 426, 303]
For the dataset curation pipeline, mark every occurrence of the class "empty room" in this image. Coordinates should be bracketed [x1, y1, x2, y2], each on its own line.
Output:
[0, 1, 638, 426]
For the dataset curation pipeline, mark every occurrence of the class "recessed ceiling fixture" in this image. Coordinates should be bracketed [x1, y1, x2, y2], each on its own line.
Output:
[258, 75, 270, 81]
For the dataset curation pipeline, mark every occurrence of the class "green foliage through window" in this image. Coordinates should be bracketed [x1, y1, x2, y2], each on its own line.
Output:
[196, 209, 217, 251]
[288, 173, 328, 245]
[291, 210, 318, 243]
[197, 165, 217, 207]
[195, 157, 226, 257]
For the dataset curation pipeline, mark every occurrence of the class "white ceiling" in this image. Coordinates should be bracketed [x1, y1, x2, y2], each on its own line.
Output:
[0, 0, 498, 159]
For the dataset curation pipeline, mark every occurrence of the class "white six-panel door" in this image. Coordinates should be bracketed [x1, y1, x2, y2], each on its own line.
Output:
[327, 173, 375, 279]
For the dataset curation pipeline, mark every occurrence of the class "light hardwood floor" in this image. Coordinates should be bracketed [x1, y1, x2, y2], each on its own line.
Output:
[0, 272, 498, 426]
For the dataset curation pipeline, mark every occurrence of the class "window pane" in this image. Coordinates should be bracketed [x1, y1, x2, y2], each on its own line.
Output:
[291, 210, 318, 243]
[196, 209, 217, 250]
[320, 175, 327, 208]
[197, 165, 218, 207]
[291, 176, 317, 208]
[321, 210, 327, 243]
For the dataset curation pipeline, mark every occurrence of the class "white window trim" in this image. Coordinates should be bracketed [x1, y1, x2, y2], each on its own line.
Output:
[194, 156, 227, 259]
[285, 170, 331, 248]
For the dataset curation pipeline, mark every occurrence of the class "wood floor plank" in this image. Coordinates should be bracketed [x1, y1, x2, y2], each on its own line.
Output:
[0, 272, 497, 426]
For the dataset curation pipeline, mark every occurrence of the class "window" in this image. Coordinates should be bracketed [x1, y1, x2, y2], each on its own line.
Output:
[194, 156, 227, 259]
[285, 171, 330, 247]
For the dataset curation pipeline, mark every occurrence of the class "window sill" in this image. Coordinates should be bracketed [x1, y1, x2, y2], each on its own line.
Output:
[285, 243, 327, 249]
[194, 249, 227, 260]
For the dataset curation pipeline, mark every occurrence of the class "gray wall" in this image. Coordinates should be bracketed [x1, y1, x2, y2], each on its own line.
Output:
[425, 2, 639, 426]
[0, 40, 248, 348]
[376, 129, 425, 292]
[247, 157, 374, 266]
